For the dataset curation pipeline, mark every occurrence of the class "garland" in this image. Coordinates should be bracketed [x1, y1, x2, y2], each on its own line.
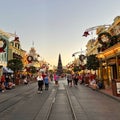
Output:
[27, 56, 33, 63]
[0, 38, 6, 52]
[79, 54, 85, 62]
[98, 32, 111, 45]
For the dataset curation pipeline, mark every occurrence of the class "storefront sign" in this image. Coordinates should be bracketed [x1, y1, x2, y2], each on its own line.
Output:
[108, 59, 116, 65]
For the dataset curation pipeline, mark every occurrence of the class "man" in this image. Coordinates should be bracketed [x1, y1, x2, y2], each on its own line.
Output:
[67, 74, 72, 87]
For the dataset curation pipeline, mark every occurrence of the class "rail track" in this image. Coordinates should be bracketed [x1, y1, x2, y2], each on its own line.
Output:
[0, 81, 79, 120]
[34, 82, 78, 120]
[0, 83, 37, 113]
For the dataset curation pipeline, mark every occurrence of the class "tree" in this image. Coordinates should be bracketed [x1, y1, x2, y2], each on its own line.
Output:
[7, 59, 23, 73]
[73, 65, 80, 72]
[57, 54, 63, 75]
[29, 66, 36, 74]
[86, 54, 99, 70]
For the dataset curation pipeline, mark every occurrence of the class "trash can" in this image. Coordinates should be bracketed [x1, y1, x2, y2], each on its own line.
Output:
[112, 79, 120, 97]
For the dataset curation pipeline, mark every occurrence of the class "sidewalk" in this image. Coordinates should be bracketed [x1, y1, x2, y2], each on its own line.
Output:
[98, 88, 120, 102]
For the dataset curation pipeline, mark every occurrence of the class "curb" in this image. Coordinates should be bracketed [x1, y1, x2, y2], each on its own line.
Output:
[98, 90, 120, 103]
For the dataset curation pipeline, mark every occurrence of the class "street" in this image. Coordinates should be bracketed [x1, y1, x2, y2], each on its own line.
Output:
[0, 79, 120, 120]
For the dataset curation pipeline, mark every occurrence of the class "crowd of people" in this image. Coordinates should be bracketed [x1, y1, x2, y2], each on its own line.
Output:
[0, 70, 60, 94]
[36, 72, 60, 94]
[66, 72, 103, 90]
[0, 73, 36, 93]
[0, 71, 103, 94]
[0, 74, 15, 92]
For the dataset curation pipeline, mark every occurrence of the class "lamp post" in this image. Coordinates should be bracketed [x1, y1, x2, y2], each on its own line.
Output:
[72, 49, 85, 58]
[72, 49, 86, 72]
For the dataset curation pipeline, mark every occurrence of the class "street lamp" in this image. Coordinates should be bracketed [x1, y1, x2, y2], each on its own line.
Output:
[72, 50, 84, 57]
[72, 49, 86, 72]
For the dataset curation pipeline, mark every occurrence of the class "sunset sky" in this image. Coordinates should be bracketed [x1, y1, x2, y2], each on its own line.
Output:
[0, 0, 120, 66]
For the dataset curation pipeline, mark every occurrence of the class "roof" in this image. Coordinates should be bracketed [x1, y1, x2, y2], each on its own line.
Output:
[3, 67, 14, 73]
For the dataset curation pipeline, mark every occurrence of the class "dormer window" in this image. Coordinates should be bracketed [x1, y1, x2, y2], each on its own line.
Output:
[15, 43, 17, 48]
[18, 44, 20, 49]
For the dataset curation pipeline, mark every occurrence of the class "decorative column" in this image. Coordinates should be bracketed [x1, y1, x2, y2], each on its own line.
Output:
[97, 53, 105, 88]
[115, 54, 119, 79]
[99, 58, 103, 81]
[105, 59, 110, 86]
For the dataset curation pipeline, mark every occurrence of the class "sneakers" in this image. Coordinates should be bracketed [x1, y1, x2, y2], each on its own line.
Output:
[37, 91, 42, 94]
[37, 91, 40, 94]
[40, 91, 42, 93]
[2, 90, 5, 93]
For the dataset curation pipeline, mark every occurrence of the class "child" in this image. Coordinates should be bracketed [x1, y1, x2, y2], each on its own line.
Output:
[23, 77, 28, 85]
[44, 74, 50, 90]
[0, 74, 6, 92]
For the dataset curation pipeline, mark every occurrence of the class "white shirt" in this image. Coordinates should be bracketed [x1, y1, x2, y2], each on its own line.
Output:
[37, 76, 43, 81]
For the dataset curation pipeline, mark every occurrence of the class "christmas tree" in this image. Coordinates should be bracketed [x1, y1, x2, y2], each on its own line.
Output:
[57, 54, 63, 75]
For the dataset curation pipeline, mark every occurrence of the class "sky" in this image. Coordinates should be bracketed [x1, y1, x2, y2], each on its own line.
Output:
[0, 0, 120, 66]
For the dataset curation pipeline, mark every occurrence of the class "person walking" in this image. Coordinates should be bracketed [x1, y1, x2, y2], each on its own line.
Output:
[66, 74, 72, 87]
[37, 72, 43, 94]
[53, 72, 59, 86]
[44, 74, 50, 90]
[50, 73, 53, 81]
[73, 73, 79, 86]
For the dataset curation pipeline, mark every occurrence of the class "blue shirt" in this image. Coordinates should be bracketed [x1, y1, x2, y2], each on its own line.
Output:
[44, 76, 49, 84]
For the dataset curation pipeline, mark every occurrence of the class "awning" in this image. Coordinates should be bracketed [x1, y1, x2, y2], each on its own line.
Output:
[3, 67, 14, 73]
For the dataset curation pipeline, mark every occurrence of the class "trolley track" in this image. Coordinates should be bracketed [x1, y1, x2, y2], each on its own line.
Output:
[0, 83, 57, 120]
[0, 81, 79, 120]
[35, 82, 78, 120]
[0, 83, 37, 113]
[66, 85, 92, 120]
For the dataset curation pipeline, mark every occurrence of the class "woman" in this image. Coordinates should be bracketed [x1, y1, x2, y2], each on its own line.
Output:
[37, 72, 43, 93]
[54, 73, 59, 86]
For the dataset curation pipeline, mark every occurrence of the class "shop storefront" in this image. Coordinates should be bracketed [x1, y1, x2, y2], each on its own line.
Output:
[97, 42, 120, 89]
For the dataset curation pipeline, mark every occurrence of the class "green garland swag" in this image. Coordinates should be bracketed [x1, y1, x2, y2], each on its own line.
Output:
[0, 38, 6, 52]
[27, 56, 33, 63]
[98, 32, 111, 45]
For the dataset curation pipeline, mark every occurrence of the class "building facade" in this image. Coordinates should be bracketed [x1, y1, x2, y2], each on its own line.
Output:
[85, 16, 120, 89]
[97, 16, 120, 88]
[0, 29, 10, 76]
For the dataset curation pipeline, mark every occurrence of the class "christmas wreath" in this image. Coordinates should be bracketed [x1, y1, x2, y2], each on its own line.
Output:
[27, 56, 33, 63]
[98, 32, 111, 45]
[0, 38, 7, 52]
[79, 54, 85, 62]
